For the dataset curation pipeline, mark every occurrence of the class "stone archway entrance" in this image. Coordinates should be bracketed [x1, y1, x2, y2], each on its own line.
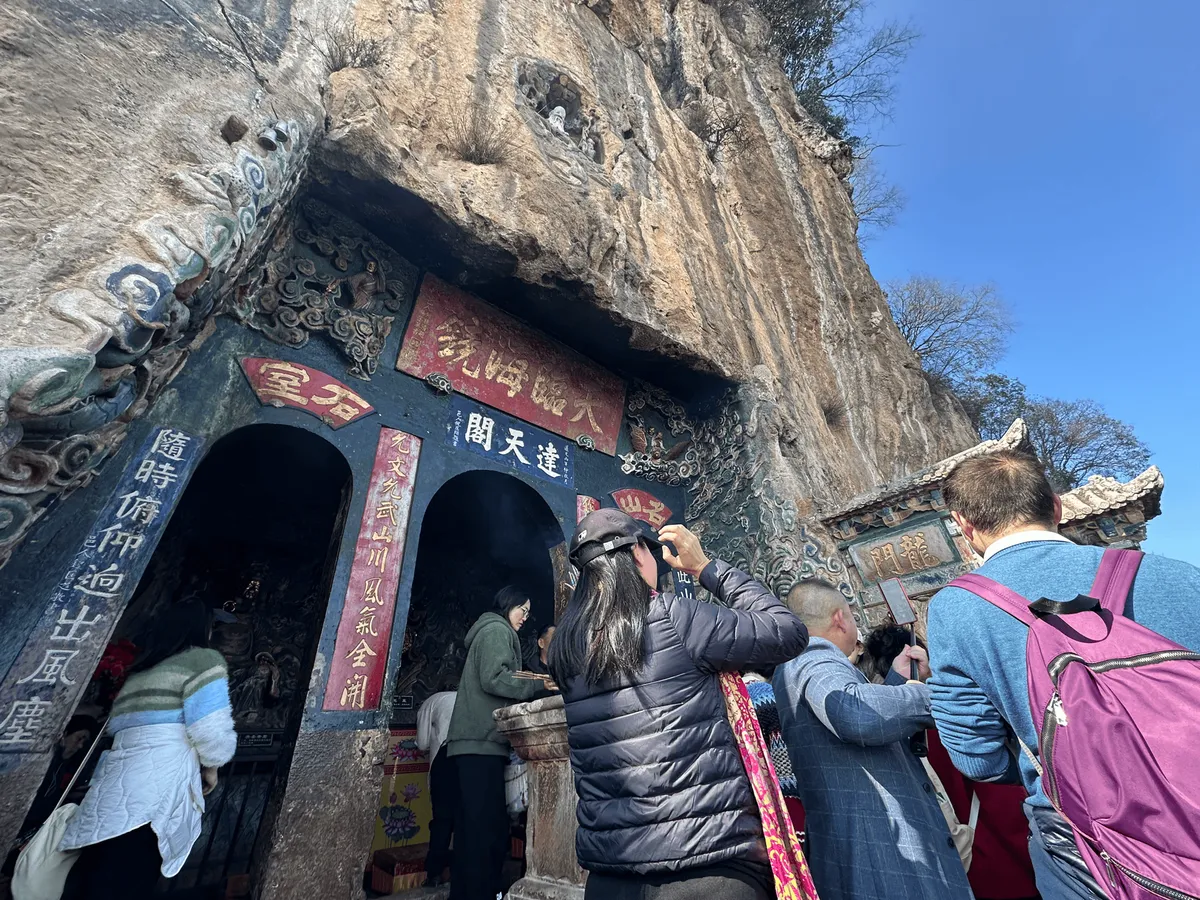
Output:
[59, 424, 351, 898]
[397, 469, 563, 721]
[372, 470, 565, 892]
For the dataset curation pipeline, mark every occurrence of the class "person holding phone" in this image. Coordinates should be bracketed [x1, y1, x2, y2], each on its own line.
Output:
[550, 510, 808, 899]
[772, 579, 970, 900]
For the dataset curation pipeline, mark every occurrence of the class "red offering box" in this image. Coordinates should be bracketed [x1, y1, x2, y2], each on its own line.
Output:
[370, 845, 429, 894]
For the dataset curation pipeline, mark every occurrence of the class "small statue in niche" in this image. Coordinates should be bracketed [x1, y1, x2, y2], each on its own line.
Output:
[230, 651, 282, 724]
[348, 253, 385, 310]
[548, 105, 569, 138]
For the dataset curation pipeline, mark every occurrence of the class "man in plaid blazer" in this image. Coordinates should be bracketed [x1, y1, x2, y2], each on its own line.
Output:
[773, 580, 973, 900]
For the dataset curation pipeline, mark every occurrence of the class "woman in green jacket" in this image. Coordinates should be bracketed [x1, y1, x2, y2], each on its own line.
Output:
[447, 587, 551, 900]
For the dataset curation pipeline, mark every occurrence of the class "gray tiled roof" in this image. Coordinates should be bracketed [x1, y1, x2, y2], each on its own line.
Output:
[1059, 466, 1164, 523]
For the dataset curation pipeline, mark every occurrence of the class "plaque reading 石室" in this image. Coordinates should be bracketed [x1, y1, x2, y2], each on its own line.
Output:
[240, 358, 375, 429]
[397, 275, 626, 455]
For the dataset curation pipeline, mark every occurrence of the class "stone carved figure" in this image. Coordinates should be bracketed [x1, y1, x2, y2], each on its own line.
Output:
[548, 106, 569, 138]
[580, 108, 600, 161]
[230, 651, 282, 725]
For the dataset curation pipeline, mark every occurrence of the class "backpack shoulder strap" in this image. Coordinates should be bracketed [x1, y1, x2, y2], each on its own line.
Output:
[948, 573, 1037, 626]
[1089, 548, 1144, 616]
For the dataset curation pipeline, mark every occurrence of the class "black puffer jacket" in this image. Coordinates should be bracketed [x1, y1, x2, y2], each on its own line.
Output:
[560, 559, 808, 874]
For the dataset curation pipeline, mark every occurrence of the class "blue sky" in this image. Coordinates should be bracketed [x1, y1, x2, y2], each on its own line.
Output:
[857, 0, 1200, 563]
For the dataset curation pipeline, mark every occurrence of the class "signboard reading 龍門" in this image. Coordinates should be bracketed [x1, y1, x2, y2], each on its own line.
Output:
[397, 275, 626, 455]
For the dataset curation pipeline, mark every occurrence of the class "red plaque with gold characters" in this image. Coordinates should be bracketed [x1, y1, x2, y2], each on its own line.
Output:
[324, 428, 422, 711]
[576, 495, 601, 523]
[611, 488, 672, 529]
[396, 275, 626, 455]
[240, 358, 375, 429]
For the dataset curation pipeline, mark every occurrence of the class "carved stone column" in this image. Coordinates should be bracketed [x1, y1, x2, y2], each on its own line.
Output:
[494, 694, 586, 900]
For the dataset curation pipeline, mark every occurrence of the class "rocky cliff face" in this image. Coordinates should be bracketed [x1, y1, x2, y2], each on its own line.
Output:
[0, 0, 974, 566]
[319, 0, 976, 506]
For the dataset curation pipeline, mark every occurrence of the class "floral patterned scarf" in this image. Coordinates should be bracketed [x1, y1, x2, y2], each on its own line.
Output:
[720, 672, 820, 900]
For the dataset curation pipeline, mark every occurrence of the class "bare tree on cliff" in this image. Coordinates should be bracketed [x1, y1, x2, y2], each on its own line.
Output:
[753, 0, 918, 147]
[956, 375, 1152, 492]
[885, 276, 1013, 385]
[736, 0, 916, 232]
[849, 155, 905, 239]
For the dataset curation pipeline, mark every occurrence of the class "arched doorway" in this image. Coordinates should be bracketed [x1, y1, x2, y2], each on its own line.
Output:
[366, 472, 562, 892]
[395, 471, 563, 711]
[51, 424, 351, 897]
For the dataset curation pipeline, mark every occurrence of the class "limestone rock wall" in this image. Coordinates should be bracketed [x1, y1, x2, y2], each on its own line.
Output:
[0, 0, 334, 562]
[0, 0, 976, 568]
[320, 0, 977, 506]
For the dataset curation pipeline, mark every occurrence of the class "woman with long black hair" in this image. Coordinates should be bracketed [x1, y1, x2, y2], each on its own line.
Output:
[550, 509, 810, 900]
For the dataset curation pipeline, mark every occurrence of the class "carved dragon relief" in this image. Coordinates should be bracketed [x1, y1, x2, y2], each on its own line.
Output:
[682, 380, 856, 612]
[0, 121, 308, 569]
[227, 199, 413, 381]
[615, 380, 853, 613]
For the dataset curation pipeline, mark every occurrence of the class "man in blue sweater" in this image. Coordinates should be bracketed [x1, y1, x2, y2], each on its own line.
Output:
[927, 451, 1200, 900]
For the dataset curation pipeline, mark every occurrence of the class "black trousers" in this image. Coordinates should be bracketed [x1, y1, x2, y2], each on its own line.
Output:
[450, 754, 508, 900]
[584, 860, 774, 900]
[62, 825, 162, 900]
[426, 746, 458, 879]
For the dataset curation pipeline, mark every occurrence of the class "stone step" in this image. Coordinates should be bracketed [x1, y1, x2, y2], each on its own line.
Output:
[382, 885, 450, 900]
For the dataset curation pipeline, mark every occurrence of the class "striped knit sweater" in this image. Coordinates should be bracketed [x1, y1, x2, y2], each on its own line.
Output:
[109, 647, 237, 768]
[746, 678, 799, 799]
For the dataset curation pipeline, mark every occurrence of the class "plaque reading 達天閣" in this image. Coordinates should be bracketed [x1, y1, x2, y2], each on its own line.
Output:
[0, 427, 204, 753]
[397, 275, 626, 455]
[446, 396, 574, 490]
[240, 357, 375, 429]
[324, 428, 422, 712]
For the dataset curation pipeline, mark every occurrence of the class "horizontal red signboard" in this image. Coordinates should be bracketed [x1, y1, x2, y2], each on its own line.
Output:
[324, 427, 421, 711]
[612, 488, 672, 529]
[396, 275, 626, 455]
[240, 358, 375, 429]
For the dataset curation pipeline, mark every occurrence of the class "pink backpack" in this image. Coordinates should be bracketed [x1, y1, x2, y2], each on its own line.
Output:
[951, 549, 1200, 900]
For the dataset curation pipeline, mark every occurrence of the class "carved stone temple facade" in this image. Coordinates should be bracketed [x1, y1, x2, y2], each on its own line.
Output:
[0, 1, 1152, 897]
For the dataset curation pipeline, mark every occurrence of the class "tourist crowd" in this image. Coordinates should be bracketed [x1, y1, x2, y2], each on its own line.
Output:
[15, 450, 1198, 900]
[421, 448, 1199, 900]
[537, 449, 1196, 900]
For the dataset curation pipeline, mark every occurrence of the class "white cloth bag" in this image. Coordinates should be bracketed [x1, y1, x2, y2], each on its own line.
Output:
[921, 757, 975, 872]
[504, 750, 528, 816]
[11, 803, 82, 900]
